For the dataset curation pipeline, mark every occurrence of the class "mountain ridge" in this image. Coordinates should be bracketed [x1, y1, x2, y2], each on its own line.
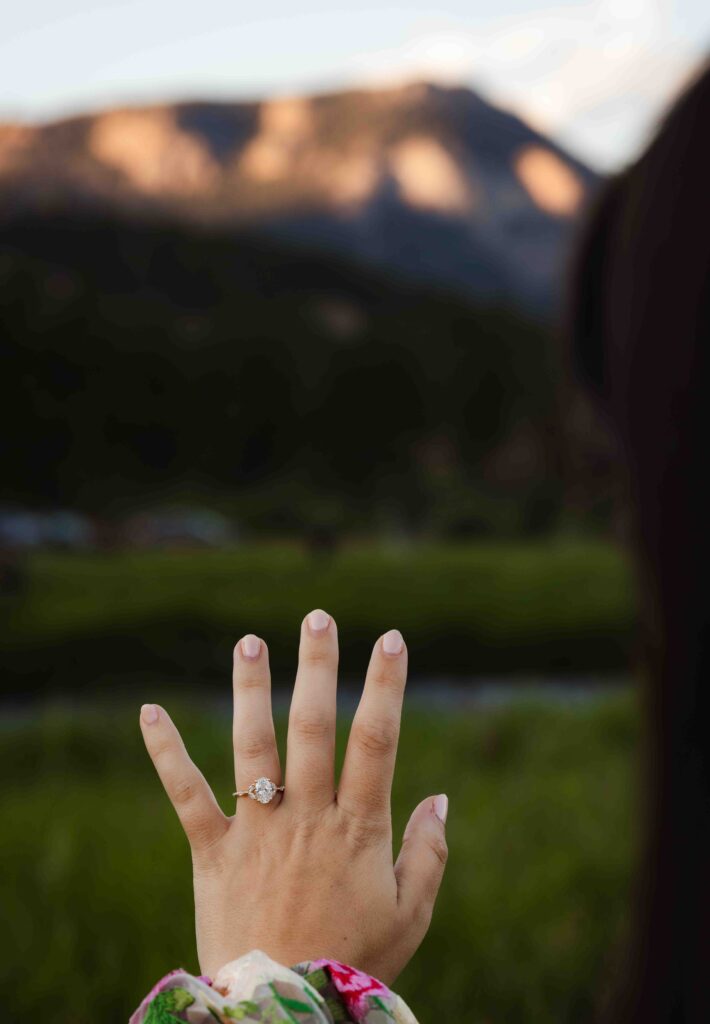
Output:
[0, 80, 601, 310]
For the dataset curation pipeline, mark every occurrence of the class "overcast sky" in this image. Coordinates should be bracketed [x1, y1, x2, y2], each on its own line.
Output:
[1, 0, 707, 170]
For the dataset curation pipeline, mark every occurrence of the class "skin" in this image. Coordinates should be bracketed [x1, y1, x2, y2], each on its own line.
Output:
[139, 609, 448, 984]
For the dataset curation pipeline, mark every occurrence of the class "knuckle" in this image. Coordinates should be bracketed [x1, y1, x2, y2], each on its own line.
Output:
[171, 777, 198, 807]
[192, 847, 219, 876]
[300, 643, 335, 667]
[347, 823, 380, 852]
[290, 707, 333, 742]
[352, 718, 398, 757]
[340, 807, 389, 850]
[291, 810, 329, 843]
[237, 732, 274, 761]
[150, 738, 175, 763]
[191, 832, 227, 870]
[235, 672, 267, 691]
[372, 664, 405, 692]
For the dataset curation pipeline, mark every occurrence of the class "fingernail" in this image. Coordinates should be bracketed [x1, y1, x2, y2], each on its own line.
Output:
[382, 628, 404, 655]
[241, 634, 261, 659]
[141, 703, 159, 725]
[307, 608, 330, 633]
[433, 794, 448, 825]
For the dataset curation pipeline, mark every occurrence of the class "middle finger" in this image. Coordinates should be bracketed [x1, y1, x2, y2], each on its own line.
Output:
[285, 609, 339, 808]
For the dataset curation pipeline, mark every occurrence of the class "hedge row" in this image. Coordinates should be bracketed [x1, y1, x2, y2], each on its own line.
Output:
[1, 540, 637, 694]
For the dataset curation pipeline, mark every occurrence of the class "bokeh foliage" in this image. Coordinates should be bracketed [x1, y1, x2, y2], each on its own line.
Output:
[1, 540, 636, 693]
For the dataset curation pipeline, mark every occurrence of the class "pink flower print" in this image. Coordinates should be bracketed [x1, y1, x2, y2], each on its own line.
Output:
[311, 959, 393, 1017]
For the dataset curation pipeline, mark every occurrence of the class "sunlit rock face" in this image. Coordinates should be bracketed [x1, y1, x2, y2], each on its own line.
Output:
[0, 81, 600, 311]
[388, 136, 474, 214]
[0, 125, 35, 173]
[89, 109, 219, 195]
[239, 97, 315, 182]
[515, 145, 584, 216]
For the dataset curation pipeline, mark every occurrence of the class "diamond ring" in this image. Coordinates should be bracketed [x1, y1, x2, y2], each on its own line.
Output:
[233, 777, 284, 805]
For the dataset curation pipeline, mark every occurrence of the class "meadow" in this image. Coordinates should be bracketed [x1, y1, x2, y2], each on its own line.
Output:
[1, 690, 637, 1022]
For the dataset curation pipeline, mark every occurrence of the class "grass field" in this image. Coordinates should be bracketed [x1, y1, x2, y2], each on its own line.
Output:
[2, 539, 637, 691]
[0, 690, 637, 1022]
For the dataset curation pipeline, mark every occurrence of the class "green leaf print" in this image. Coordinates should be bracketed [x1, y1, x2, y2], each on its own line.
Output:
[370, 995, 395, 1018]
[144, 987, 195, 1024]
[268, 981, 315, 1021]
[222, 1000, 261, 1019]
[278, 996, 314, 1012]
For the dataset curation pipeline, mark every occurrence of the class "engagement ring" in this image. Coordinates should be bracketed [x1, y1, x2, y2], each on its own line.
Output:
[233, 777, 284, 804]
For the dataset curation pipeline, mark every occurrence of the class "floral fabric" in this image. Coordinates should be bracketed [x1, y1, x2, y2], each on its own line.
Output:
[129, 948, 418, 1023]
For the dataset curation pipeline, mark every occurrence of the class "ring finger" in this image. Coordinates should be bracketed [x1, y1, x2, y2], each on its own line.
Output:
[232, 634, 282, 808]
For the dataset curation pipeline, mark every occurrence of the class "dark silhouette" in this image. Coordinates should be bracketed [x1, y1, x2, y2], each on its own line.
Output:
[567, 58, 710, 1022]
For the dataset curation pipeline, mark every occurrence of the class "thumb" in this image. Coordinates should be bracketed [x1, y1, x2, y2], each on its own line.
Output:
[394, 794, 448, 927]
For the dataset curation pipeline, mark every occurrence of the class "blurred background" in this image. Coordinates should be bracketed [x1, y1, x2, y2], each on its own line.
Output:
[0, 2, 707, 1020]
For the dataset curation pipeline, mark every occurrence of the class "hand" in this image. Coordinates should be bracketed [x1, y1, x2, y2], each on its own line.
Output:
[139, 609, 448, 984]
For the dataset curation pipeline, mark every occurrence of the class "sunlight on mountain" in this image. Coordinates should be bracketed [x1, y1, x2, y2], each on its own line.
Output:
[0, 83, 598, 310]
[239, 96, 314, 182]
[389, 135, 474, 214]
[89, 109, 218, 194]
[514, 145, 584, 216]
[0, 124, 34, 172]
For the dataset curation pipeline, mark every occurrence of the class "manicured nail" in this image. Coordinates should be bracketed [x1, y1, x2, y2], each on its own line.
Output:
[241, 634, 261, 659]
[141, 703, 159, 725]
[433, 794, 448, 825]
[307, 608, 330, 633]
[382, 628, 404, 655]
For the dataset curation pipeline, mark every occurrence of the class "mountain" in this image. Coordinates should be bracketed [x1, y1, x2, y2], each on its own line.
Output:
[0, 81, 600, 312]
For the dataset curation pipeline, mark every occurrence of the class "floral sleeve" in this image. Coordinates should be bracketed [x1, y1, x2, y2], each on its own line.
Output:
[129, 948, 419, 1023]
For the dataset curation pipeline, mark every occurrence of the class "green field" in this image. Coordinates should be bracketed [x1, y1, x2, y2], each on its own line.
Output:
[2, 540, 637, 691]
[1, 691, 637, 1022]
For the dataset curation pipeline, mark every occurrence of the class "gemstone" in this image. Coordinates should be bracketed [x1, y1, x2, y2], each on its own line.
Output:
[251, 777, 277, 804]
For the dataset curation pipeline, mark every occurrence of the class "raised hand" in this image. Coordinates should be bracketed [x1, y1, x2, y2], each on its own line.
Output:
[139, 609, 448, 983]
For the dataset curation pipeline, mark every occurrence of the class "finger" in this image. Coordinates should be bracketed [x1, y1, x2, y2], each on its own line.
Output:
[394, 795, 449, 927]
[233, 635, 282, 805]
[285, 609, 339, 807]
[337, 628, 407, 820]
[140, 703, 228, 854]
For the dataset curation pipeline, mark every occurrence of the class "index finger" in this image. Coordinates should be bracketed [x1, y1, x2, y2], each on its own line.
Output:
[140, 703, 229, 855]
[337, 629, 407, 822]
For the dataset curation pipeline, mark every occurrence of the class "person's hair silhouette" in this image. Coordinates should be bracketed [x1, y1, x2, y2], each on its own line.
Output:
[568, 58, 710, 1023]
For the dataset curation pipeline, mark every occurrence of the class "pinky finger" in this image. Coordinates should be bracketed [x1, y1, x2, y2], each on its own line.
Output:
[139, 703, 229, 856]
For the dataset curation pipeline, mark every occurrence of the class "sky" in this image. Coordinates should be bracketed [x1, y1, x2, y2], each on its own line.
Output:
[1, 0, 707, 171]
